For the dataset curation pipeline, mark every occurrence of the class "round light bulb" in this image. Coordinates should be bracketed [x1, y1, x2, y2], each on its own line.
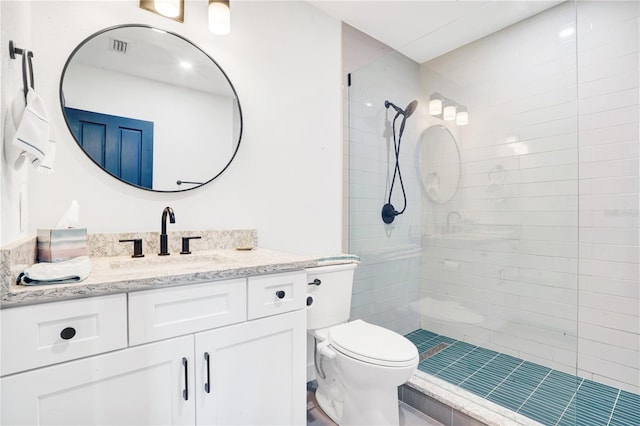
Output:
[209, 1, 231, 35]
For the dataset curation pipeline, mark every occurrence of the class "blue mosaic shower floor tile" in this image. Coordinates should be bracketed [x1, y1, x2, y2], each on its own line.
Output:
[406, 329, 640, 426]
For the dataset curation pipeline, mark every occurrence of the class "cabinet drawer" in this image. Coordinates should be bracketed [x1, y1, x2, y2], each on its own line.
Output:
[1, 294, 127, 376]
[247, 271, 306, 320]
[128, 279, 246, 345]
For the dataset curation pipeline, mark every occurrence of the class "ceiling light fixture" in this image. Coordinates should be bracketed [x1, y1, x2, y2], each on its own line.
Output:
[209, 0, 231, 35]
[139, 0, 184, 22]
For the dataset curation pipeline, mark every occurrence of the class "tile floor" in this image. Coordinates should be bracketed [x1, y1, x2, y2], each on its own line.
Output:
[405, 329, 640, 426]
[306, 380, 443, 426]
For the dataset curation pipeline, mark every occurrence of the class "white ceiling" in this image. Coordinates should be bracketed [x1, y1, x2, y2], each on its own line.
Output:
[309, 0, 564, 63]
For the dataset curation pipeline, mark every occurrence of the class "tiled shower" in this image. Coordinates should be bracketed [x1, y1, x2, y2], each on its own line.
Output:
[345, 1, 638, 424]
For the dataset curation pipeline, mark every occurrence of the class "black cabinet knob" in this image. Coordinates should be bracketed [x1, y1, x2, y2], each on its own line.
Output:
[306, 296, 313, 306]
[276, 290, 286, 299]
[60, 327, 76, 340]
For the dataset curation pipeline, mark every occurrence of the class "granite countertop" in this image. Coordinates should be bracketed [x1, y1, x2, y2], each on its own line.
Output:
[1, 248, 323, 308]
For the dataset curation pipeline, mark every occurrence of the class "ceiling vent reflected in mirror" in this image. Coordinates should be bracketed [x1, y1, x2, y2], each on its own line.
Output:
[109, 38, 128, 54]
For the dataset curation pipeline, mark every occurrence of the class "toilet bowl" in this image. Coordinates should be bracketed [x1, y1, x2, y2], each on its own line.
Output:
[306, 264, 419, 425]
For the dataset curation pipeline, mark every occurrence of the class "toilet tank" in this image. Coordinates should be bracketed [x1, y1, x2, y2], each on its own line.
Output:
[306, 263, 358, 330]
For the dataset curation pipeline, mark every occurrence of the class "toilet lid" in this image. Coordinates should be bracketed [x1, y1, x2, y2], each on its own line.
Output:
[328, 320, 418, 367]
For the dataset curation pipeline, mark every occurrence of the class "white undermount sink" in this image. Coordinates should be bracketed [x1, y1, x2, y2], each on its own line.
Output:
[109, 253, 237, 271]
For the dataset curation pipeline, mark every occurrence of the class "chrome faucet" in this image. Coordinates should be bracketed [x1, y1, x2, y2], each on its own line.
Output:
[446, 211, 461, 234]
[159, 206, 176, 256]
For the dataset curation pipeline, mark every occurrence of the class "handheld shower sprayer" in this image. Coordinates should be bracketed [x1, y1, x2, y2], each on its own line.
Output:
[384, 100, 418, 118]
[382, 99, 418, 224]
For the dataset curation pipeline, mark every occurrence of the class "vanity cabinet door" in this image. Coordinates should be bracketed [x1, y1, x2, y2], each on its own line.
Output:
[1, 335, 195, 425]
[195, 309, 306, 425]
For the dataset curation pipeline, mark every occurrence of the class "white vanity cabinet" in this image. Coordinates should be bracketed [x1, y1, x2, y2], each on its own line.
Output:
[1, 335, 196, 425]
[194, 272, 307, 425]
[1, 271, 308, 426]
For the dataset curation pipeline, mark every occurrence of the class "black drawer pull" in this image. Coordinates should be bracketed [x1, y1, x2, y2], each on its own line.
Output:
[308, 278, 321, 286]
[60, 327, 76, 340]
[204, 352, 211, 394]
[276, 290, 286, 299]
[182, 357, 189, 401]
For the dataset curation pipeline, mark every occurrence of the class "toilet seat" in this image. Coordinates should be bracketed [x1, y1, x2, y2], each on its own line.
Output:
[327, 320, 418, 367]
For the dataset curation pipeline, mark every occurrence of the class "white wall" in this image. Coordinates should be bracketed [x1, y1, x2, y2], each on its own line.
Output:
[0, 1, 32, 244]
[419, 1, 639, 394]
[0, 0, 343, 256]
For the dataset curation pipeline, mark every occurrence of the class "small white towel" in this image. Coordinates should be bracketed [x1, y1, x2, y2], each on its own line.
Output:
[37, 122, 56, 175]
[5, 88, 56, 173]
[3, 90, 27, 169]
[18, 256, 92, 285]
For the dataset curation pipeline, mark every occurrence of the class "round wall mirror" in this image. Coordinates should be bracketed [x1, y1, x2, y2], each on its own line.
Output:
[419, 125, 461, 203]
[60, 24, 242, 192]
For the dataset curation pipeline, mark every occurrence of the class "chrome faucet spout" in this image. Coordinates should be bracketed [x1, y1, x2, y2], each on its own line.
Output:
[159, 206, 176, 256]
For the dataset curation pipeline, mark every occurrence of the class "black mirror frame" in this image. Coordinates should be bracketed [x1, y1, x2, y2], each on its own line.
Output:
[59, 23, 243, 193]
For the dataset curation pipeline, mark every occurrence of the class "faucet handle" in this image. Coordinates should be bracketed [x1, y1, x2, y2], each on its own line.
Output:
[119, 239, 145, 258]
[180, 236, 202, 255]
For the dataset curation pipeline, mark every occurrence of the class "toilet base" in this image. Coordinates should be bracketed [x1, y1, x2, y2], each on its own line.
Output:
[316, 382, 401, 426]
[315, 387, 342, 424]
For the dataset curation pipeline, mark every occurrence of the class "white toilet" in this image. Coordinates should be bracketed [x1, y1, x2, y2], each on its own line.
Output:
[306, 263, 419, 426]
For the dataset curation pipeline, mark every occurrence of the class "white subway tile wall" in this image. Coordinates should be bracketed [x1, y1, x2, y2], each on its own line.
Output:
[578, 0, 638, 394]
[418, 0, 579, 381]
[417, 1, 639, 394]
[344, 1, 638, 395]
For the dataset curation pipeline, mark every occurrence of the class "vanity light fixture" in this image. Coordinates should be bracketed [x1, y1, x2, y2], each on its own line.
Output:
[429, 92, 469, 125]
[209, 0, 231, 35]
[429, 93, 443, 116]
[456, 106, 468, 126]
[139, 0, 184, 22]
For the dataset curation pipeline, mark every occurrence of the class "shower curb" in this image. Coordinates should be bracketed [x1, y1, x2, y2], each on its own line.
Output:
[401, 372, 544, 426]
